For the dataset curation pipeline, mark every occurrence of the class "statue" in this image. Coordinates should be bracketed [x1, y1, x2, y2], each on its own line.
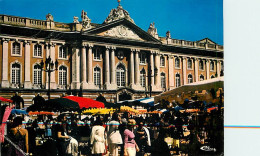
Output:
[147, 22, 158, 39]
[166, 31, 171, 39]
[46, 13, 53, 21]
[73, 16, 79, 23]
[81, 10, 91, 28]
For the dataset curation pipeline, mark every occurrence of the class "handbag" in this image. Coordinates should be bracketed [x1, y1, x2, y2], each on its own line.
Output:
[109, 130, 123, 144]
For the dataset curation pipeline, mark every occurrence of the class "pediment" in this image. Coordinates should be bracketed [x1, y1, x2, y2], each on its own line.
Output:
[197, 38, 216, 44]
[84, 19, 161, 43]
[97, 25, 144, 41]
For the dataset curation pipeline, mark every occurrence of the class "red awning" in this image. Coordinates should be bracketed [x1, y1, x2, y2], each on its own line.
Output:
[63, 96, 104, 109]
[0, 96, 13, 103]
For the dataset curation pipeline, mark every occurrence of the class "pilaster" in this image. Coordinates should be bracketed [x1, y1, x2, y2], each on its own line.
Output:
[129, 49, 135, 87]
[104, 46, 111, 89]
[86, 44, 97, 89]
[206, 59, 210, 80]
[217, 60, 221, 77]
[182, 57, 187, 85]
[168, 55, 174, 90]
[24, 41, 32, 88]
[50, 43, 57, 89]
[71, 46, 80, 89]
[194, 58, 199, 82]
[81, 44, 87, 89]
[1, 39, 9, 88]
[110, 46, 117, 90]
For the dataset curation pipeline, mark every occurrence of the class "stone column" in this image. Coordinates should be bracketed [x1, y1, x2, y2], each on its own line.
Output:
[154, 52, 161, 89]
[129, 49, 135, 86]
[150, 51, 155, 86]
[87, 44, 94, 85]
[104, 46, 111, 89]
[50, 43, 57, 89]
[24, 41, 32, 88]
[168, 55, 174, 90]
[1, 39, 9, 88]
[206, 59, 210, 79]
[81, 45, 87, 89]
[182, 57, 187, 85]
[194, 58, 199, 82]
[110, 47, 117, 89]
[217, 60, 221, 77]
[71, 46, 80, 89]
[45, 43, 49, 89]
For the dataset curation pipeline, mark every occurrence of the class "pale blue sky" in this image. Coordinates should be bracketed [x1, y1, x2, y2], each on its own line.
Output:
[0, 0, 223, 45]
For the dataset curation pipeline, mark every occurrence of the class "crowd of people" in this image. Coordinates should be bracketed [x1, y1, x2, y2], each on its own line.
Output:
[1, 107, 224, 156]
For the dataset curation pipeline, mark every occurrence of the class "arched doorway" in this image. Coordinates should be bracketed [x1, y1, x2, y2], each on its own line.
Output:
[119, 92, 132, 101]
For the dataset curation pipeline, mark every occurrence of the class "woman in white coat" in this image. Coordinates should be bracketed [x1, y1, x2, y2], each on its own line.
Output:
[90, 118, 106, 156]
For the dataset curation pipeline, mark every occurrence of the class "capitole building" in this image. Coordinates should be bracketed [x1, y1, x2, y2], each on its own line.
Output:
[0, 2, 224, 108]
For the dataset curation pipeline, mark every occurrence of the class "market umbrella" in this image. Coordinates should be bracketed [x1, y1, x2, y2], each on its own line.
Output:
[11, 109, 28, 115]
[28, 111, 55, 115]
[0, 96, 13, 103]
[63, 96, 105, 109]
[45, 98, 79, 111]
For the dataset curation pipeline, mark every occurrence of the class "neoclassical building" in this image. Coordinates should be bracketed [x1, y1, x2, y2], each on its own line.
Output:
[0, 3, 223, 107]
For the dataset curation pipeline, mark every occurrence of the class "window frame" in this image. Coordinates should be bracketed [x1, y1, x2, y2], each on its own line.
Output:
[94, 66, 101, 87]
[175, 73, 181, 87]
[116, 64, 126, 87]
[188, 74, 193, 84]
[10, 62, 22, 86]
[33, 64, 42, 86]
[58, 66, 67, 86]
[210, 61, 214, 71]
[58, 46, 68, 60]
[139, 53, 146, 65]
[140, 69, 146, 88]
[11, 41, 22, 56]
[33, 44, 43, 58]
[199, 60, 204, 71]
[187, 58, 193, 70]
[175, 57, 181, 69]
[200, 74, 205, 81]
[160, 55, 165, 67]
[160, 72, 166, 89]
[93, 47, 101, 61]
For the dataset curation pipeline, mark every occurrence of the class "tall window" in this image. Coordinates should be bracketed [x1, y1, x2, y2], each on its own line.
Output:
[199, 60, 204, 70]
[59, 66, 67, 85]
[34, 44, 42, 57]
[33, 65, 42, 85]
[210, 61, 214, 71]
[140, 69, 146, 87]
[187, 58, 192, 69]
[116, 64, 125, 87]
[12, 42, 20, 55]
[161, 73, 166, 89]
[140, 53, 146, 64]
[175, 73, 180, 87]
[11, 63, 21, 84]
[200, 75, 204, 81]
[94, 67, 101, 87]
[94, 48, 101, 60]
[175, 57, 180, 68]
[160, 56, 165, 67]
[188, 74, 193, 84]
[59, 46, 67, 59]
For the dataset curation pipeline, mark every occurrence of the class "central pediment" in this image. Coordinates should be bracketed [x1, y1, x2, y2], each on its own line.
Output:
[98, 25, 143, 41]
[83, 19, 161, 43]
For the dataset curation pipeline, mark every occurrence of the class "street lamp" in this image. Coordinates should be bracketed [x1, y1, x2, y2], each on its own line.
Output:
[147, 66, 158, 97]
[40, 56, 59, 100]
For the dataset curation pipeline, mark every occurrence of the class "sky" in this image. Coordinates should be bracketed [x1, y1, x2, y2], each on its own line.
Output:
[0, 0, 223, 45]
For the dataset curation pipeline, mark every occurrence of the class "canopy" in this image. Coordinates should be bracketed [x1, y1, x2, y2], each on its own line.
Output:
[0, 96, 13, 103]
[45, 98, 79, 111]
[137, 97, 155, 106]
[28, 111, 55, 115]
[63, 96, 104, 109]
[11, 109, 28, 114]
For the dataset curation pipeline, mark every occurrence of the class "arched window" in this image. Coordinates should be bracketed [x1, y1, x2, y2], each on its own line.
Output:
[59, 66, 67, 85]
[161, 73, 166, 89]
[211, 75, 215, 79]
[210, 61, 214, 71]
[11, 63, 21, 84]
[175, 57, 180, 68]
[34, 44, 42, 57]
[140, 69, 146, 87]
[160, 56, 165, 67]
[59, 46, 67, 59]
[94, 48, 101, 60]
[33, 64, 42, 85]
[94, 67, 101, 87]
[199, 60, 204, 70]
[12, 42, 20, 55]
[175, 73, 181, 87]
[200, 75, 204, 81]
[116, 64, 125, 87]
[188, 74, 193, 84]
[187, 58, 192, 69]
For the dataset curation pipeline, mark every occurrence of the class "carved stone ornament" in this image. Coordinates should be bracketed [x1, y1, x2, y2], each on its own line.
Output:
[104, 25, 142, 40]
[104, 5, 134, 24]
[117, 51, 124, 60]
[73, 16, 79, 23]
[46, 13, 53, 21]
[81, 10, 91, 29]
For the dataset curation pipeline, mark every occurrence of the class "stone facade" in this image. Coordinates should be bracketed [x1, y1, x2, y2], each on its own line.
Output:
[0, 4, 223, 107]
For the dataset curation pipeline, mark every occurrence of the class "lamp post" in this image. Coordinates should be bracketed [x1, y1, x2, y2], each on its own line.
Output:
[147, 65, 158, 97]
[40, 56, 59, 100]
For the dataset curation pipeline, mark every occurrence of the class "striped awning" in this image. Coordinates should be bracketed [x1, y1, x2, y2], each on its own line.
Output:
[137, 97, 154, 106]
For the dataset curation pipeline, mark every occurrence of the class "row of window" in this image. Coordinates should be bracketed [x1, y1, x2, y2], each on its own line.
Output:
[10, 62, 217, 89]
[11, 63, 67, 86]
[11, 42, 67, 59]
